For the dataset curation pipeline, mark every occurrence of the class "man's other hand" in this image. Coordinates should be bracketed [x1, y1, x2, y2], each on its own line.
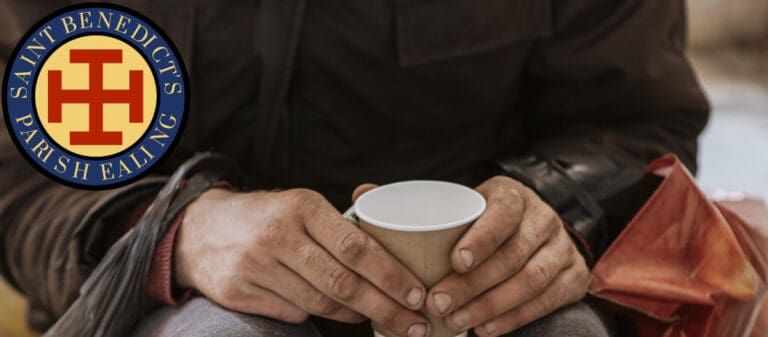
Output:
[425, 176, 590, 337]
[175, 188, 431, 337]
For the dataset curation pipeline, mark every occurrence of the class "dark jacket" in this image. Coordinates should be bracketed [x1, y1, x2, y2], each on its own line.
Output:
[0, 0, 709, 331]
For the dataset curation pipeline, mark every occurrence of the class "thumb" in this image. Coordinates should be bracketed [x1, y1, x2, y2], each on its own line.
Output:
[351, 183, 378, 203]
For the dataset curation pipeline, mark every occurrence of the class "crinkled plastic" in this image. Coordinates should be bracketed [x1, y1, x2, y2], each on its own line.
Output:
[42, 153, 244, 337]
[590, 155, 768, 337]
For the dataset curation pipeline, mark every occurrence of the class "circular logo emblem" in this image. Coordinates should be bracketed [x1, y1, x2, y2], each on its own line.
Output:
[3, 4, 187, 189]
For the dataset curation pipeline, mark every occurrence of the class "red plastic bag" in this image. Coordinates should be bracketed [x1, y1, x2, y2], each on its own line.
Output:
[589, 155, 768, 337]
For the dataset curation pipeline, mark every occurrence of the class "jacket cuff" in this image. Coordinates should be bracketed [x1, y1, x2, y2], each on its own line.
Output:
[496, 155, 607, 262]
[496, 154, 657, 261]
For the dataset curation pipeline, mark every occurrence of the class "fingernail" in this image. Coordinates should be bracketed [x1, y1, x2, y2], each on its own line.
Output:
[433, 292, 453, 314]
[483, 320, 497, 334]
[407, 288, 423, 307]
[459, 249, 474, 269]
[451, 309, 470, 328]
[407, 323, 427, 337]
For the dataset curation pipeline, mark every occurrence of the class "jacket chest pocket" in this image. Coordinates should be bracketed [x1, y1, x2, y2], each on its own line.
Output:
[395, 0, 552, 66]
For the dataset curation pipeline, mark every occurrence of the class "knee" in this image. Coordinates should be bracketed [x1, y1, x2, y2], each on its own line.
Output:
[133, 297, 321, 337]
[501, 302, 614, 337]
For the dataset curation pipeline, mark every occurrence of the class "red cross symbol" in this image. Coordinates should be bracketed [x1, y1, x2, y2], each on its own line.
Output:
[48, 49, 143, 145]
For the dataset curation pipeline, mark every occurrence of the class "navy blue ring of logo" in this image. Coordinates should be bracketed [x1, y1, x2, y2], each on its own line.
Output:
[3, 3, 189, 189]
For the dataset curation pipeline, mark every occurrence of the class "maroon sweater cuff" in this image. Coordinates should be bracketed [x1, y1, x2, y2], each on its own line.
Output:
[145, 210, 191, 305]
[143, 181, 231, 306]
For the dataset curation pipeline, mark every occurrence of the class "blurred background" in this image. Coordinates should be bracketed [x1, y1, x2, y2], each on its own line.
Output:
[1, 1, 767, 337]
[689, 0, 768, 202]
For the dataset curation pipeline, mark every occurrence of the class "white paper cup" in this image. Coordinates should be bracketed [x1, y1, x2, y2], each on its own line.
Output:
[355, 180, 485, 337]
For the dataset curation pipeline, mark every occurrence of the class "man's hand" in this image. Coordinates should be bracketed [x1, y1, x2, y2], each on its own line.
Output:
[424, 176, 590, 337]
[175, 188, 431, 337]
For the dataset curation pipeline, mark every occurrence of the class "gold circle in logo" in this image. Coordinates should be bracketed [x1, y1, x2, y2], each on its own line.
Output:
[35, 35, 157, 157]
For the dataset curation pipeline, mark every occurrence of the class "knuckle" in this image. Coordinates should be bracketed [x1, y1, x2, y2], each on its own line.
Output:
[292, 188, 322, 201]
[498, 182, 521, 200]
[523, 221, 546, 245]
[516, 183, 536, 197]
[542, 209, 561, 229]
[558, 236, 576, 259]
[379, 269, 407, 294]
[296, 244, 321, 271]
[497, 247, 516, 276]
[337, 231, 369, 264]
[559, 278, 584, 306]
[462, 278, 479, 301]
[500, 195, 522, 214]
[497, 242, 522, 276]
[487, 195, 506, 208]
[579, 267, 591, 287]
[552, 281, 568, 302]
[566, 237, 580, 257]
[478, 295, 498, 318]
[257, 219, 285, 247]
[297, 244, 315, 264]
[570, 248, 587, 269]
[328, 268, 362, 301]
[528, 260, 553, 288]
[483, 176, 510, 195]
[535, 291, 556, 314]
[573, 263, 591, 291]
[311, 293, 341, 316]
[378, 307, 403, 329]
[504, 186, 523, 203]
[297, 245, 323, 272]
[285, 188, 323, 211]
[471, 231, 496, 254]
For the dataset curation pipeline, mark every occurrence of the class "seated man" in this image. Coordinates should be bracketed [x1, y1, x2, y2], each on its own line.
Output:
[0, 0, 708, 336]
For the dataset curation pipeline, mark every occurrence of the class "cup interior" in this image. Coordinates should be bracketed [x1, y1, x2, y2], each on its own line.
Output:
[354, 180, 486, 232]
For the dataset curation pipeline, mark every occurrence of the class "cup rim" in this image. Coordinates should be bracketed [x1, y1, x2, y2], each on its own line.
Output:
[354, 180, 486, 232]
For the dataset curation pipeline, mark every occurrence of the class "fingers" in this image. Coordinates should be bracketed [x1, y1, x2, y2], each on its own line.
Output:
[442, 229, 577, 332]
[279, 234, 430, 337]
[473, 263, 590, 337]
[451, 179, 524, 273]
[426, 223, 541, 316]
[427, 196, 562, 317]
[352, 183, 378, 203]
[218, 276, 310, 324]
[253, 263, 366, 323]
[300, 193, 426, 310]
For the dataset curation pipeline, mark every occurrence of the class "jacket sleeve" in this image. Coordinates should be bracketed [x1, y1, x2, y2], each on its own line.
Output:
[0, 123, 166, 330]
[496, 0, 710, 259]
[0, 2, 167, 330]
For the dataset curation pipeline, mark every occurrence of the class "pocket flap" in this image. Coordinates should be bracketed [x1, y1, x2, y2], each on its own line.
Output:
[396, 0, 552, 66]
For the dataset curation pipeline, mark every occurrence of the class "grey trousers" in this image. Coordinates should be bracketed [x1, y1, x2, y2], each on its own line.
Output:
[131, 297, 615, 337]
